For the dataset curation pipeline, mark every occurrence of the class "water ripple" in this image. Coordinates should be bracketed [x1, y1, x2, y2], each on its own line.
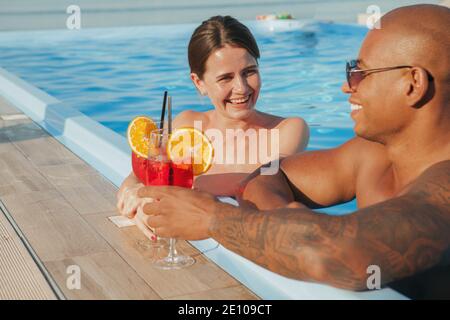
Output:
[0, 22, 366, 149]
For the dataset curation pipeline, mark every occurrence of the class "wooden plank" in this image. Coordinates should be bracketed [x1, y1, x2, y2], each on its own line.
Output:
[45, 252, 161, 300]
[2, 118, 117, 215]
[1, 192, 112, 262]
[5, 121, 83, 166]
[0, 132, 162, 299]
[85, 212, 250, 299]
[1, 119, 47, 142]
[0, 153, 51, 198]
[2, 188, 162, 299]
[1, 187, 162, 299]
[37, 163, 118, 215]
[0, 209, 56, 300]
[169, 285, 258, 300]
[0, 96, 20, 115]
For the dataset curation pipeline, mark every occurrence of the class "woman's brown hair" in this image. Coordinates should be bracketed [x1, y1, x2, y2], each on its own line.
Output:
[188, 16, 260, 79]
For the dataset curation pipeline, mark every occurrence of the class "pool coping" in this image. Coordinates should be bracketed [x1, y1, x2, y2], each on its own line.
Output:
[0, 28, 407, 299]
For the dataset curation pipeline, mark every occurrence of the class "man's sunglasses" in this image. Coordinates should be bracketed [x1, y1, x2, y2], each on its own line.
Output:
[346, 60, 412, 91]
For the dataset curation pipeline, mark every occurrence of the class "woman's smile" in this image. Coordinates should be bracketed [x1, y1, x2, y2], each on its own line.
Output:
[225, 94, 252, 108]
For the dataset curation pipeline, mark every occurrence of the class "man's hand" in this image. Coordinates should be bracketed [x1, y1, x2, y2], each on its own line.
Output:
[137, 186, 221, 240]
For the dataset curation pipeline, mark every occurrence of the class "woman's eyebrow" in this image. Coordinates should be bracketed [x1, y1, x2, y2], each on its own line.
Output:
[215, 65, 259, 80]
[216, 72, 233, 80]
[243, 64, 258, 71]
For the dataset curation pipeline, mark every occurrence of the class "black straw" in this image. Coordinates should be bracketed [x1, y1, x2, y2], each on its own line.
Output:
[159, 90, 168, 130]
[167, 96, 172, 134]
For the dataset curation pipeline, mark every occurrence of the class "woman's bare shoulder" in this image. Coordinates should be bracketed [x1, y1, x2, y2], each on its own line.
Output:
[277, 116, 308, 131]
[256, 111, 308, 131]
[280, 116, 309, 153]
[256, 112, 309, 153]
[254, 111, 281, 128]
[173, 109, 210, 128]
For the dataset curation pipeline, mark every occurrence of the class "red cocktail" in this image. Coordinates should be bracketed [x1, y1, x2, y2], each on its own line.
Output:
[132, 149, 193, 188]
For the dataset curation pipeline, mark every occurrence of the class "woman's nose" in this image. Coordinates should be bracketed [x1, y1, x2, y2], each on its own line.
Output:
[233, 76, 248, 93]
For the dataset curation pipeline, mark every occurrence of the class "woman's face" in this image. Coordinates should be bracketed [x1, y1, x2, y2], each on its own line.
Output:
[191, 45, 261, 121]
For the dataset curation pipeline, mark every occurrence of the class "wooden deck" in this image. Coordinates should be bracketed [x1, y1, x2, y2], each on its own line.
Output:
[0, 96, 258, 300]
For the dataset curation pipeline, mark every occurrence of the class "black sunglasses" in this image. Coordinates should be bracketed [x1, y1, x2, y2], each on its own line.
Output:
[346, 60, 412, 91]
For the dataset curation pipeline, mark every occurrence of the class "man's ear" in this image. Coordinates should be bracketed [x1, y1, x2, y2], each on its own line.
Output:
[405, 67, 430, 108]
[190, 73, 207, 96]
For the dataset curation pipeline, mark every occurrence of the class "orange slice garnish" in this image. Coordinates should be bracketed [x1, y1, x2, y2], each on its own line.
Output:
[167, 127, 214, 175]
[127, 116, 158, 158]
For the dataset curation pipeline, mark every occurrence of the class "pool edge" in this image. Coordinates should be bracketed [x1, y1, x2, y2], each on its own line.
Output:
[0, 67, 131, 187]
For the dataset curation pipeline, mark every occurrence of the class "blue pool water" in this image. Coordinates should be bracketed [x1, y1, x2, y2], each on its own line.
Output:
[0, 21, 368, 214]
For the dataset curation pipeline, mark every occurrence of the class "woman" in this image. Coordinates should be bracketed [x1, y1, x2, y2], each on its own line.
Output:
[117, 16, 309, 220]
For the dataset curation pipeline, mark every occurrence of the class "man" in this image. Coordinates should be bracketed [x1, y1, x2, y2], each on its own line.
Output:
[136, 5, 450, 299]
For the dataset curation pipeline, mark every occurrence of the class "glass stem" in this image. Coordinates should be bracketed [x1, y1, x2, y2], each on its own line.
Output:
[168, 238, 177, 262]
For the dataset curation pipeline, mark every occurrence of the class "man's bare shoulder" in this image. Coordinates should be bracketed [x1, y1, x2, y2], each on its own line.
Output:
[284, 136, 388, 167]
[409, 160, 450, 209]
[341, 136, 386, 157]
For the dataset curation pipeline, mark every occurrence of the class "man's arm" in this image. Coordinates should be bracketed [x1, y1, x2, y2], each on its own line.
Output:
[239, 138, 364, 209]
[212, 161, 450, 290]
[194, 172, 249, 196]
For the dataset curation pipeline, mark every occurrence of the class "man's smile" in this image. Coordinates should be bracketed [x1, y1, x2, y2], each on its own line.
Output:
[350, 103, 363, 118]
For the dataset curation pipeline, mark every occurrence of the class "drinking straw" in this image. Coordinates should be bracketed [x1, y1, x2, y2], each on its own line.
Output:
[159, 90, 168, 130]
[167, 96, 172, 134]
[156, 91, 168, 148]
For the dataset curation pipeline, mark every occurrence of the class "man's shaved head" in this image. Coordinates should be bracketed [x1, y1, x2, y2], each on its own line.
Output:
[347, 4, 450, 143]
[368, 4, 450, 83]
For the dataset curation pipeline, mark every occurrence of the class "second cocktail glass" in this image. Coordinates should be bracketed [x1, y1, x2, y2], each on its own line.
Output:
[147, 128, 195, 269]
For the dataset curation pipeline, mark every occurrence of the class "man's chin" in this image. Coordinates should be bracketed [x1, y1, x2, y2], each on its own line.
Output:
[354, 127, 385, 144]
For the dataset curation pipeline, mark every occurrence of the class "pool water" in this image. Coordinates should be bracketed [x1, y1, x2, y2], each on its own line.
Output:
[0, 21, 368, 214]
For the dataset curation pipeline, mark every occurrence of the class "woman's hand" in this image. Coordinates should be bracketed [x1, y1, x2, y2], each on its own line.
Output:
[134, 203, 157, 241]
[117, 182, 144, 219]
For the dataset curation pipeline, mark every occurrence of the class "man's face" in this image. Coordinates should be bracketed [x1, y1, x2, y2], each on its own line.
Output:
[343, 30, 413, 143]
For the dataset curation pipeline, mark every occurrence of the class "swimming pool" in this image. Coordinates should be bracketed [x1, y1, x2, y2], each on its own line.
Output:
[0, 20, 366, 214]
[0, 20, 406, 299]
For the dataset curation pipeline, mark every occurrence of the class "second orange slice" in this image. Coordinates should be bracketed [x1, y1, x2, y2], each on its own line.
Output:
[167, 127, 214, 176]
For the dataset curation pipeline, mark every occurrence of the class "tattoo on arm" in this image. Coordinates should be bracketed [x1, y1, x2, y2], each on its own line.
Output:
[212, 204, 366, 289]
[211, 161, 450, 290]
